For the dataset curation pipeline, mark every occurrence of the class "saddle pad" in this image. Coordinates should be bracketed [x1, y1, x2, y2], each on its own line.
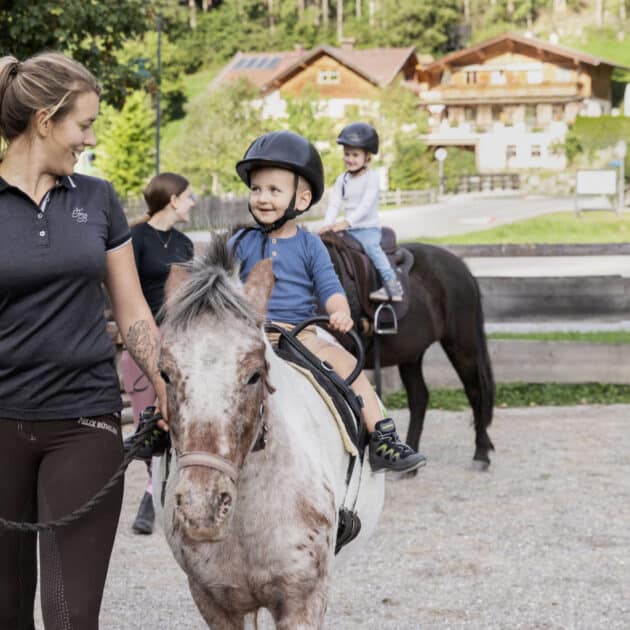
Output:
[322, 230, 414, 323]
[286, 361, 358, 457]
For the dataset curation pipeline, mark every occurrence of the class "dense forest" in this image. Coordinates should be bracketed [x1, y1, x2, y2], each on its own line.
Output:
[2, 0, 630, 195]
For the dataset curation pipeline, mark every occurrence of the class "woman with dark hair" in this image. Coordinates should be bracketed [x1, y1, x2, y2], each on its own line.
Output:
[121, 172, 195, 534]
[0, 51, 167, 629]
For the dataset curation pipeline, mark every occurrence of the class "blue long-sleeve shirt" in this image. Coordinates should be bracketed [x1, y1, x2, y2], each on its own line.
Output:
[229, 227, 344, 324]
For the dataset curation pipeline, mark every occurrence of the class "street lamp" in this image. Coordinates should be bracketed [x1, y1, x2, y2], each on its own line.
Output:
[155, 13, 162, 175]
[434, 147, 448, 196]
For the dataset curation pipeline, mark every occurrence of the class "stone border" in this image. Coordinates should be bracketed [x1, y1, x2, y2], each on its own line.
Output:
[437, 243, 630, 257]
[368, 339, 630, 392]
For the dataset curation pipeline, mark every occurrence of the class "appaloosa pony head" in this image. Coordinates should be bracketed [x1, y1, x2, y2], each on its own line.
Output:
[159, 236, 274, 542]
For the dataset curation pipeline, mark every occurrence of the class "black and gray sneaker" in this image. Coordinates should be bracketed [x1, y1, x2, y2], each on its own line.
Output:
[123, 406, 170, 462]
[369, 418, 427, 473]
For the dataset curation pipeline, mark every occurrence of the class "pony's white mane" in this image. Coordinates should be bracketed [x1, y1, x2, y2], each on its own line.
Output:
[160, 234, 260, 332]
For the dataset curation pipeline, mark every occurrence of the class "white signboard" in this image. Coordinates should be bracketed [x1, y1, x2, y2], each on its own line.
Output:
[575, 170, 617, 195]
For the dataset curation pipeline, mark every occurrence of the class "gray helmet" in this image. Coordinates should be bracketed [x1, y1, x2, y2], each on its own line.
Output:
[236, 130, 325, 206]
[337, 122, 379, 154]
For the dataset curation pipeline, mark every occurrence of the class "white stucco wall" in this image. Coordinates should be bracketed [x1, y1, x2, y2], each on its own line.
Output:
[476, 122, 568, 171]
[256, 90, 372, 120]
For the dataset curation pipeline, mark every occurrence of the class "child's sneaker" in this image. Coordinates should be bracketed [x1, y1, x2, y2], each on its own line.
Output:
[369, 418, 427, 473]
[369, 278, 403, 302]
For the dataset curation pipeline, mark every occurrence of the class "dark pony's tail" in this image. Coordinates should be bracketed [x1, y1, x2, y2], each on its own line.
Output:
[472, 275, 495, 451]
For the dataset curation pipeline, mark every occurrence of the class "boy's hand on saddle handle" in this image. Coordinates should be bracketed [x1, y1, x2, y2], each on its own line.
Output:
[328, 310, 354, 333]
[318, 220, 349, 234]
[331, 220, 350, 232]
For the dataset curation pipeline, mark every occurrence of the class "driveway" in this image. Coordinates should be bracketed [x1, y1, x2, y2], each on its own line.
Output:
[308, 192, 576, 239]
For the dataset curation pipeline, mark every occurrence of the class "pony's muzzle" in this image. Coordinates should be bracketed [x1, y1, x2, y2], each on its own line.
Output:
[174, 468, 236, 542]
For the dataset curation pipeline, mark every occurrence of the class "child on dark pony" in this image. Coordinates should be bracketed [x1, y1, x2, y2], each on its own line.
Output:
[320, 122, 403, 302]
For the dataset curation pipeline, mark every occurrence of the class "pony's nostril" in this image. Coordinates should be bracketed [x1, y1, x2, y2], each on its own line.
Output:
[175, 493, 183, 507]
[217, 492, 232, 516]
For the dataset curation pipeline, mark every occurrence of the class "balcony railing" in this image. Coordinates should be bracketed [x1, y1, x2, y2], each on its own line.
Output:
[420, 82, 581, 104]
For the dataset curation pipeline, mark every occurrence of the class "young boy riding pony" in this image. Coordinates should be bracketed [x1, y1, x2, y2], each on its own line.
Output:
[230, 130, 425, 473]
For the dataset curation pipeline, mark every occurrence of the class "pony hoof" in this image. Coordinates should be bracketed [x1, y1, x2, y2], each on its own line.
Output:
[471, 459, 490, 472]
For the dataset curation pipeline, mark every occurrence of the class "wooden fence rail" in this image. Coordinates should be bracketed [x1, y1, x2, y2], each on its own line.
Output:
[453, 173, 521, 194]
[125, 190, 438, 227]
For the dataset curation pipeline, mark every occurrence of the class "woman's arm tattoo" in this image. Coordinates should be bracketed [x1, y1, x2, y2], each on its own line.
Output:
[125, 320, 160, 380]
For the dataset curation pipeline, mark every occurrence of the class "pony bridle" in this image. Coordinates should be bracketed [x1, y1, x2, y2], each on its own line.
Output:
[176, 401, 268, 485]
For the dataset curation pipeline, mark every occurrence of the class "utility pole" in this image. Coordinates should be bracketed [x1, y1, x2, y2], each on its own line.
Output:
[155, 13, 162, 175]
[615, 140, 627, 212]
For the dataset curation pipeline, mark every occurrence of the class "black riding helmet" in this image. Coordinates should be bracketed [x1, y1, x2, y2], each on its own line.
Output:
[337, 122, 379, 155]
[236, 131, 325, 206]
[236, 131, 325, 233]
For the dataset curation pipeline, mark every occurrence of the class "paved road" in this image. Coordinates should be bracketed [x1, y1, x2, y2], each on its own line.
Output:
[308, 192, 577, 239]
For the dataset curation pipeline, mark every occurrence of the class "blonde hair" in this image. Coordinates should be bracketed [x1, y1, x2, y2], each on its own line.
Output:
[0, 51, 100, 145]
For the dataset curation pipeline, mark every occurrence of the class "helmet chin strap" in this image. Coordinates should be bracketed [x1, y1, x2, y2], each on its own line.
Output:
[248, 173, 306, 234]
[347, 164, 367, 175]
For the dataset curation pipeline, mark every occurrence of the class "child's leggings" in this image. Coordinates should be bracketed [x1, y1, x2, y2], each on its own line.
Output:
[348, 227, 396, 282]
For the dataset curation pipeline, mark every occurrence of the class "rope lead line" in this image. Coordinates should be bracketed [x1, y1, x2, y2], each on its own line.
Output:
[0, 416, 161, 533]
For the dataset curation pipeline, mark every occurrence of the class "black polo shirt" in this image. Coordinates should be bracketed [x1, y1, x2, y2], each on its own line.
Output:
[0, 174, 130, 420]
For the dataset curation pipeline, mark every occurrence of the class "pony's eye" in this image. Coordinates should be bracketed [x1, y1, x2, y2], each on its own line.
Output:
[247, 371, 261, 385]
[160, 370, 171, 384]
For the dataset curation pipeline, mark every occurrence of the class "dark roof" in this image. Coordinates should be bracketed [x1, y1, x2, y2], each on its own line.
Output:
[212, 44, 418, 93]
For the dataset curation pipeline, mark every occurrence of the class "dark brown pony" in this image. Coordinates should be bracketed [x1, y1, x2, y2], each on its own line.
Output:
[322, 232, 495, 469]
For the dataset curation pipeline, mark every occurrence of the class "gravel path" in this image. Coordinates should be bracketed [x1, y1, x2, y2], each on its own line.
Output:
[38, 405, 630, 629]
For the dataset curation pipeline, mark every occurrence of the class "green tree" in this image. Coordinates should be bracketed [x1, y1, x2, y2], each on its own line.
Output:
[389, 136, 433, 190]
[354, 0, 460, 52]
[95, 91, 156, 198]
[378, 85, 429, 190]
[0, 0, 149, 106]
[163, 80, 265, 194]
[284, 87, 342, 186]
[117, 32, 187, 123]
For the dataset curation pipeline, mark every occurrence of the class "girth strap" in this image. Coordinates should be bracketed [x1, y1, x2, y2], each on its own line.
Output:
[177, 451, 240, 483]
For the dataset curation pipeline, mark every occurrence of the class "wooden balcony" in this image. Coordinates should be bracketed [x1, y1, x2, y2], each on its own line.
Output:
[419, 82, 581, 104]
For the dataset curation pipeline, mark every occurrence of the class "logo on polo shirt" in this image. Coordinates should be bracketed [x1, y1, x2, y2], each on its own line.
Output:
[72, 207, 88, 223]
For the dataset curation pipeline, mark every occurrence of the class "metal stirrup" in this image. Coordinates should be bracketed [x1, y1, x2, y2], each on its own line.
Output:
[374, 303, 398, 335]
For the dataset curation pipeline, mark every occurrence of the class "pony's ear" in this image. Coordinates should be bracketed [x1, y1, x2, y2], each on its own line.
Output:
[165, 263, 190, 299]
[243, 259, 274, 317]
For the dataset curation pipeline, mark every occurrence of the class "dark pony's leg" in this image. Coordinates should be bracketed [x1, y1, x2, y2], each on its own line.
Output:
[439, 283, 495, 468]
[399, 355, 429, 452]
[398, 357, 429, 478]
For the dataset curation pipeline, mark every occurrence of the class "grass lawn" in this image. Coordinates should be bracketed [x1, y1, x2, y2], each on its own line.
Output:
[563, 29, 630, 71]
[419, 211, 630, 245]
[383, 382, 630, 411]
[488, 331, 630, 344]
